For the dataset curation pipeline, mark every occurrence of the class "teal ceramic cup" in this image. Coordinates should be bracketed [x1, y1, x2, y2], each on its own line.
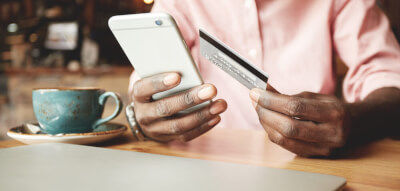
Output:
[32, 88, 123, 134]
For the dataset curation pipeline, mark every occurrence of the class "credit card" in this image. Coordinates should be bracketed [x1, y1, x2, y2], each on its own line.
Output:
[199, 29, 269, 90]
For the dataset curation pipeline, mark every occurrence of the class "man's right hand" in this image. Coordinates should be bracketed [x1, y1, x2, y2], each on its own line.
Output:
[131, 72, 227, 142]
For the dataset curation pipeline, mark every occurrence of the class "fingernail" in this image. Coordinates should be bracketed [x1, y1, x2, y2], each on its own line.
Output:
[198, 85, 215, 100]
[163, 74, 179, 86]
[209, 101, 225, 115]
[250, 89, 260, 102]
[251, 101, 257, 108]
[208, 116, 220, 126]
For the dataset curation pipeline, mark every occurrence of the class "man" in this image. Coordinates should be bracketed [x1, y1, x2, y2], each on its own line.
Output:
[128, 0, 400, 157]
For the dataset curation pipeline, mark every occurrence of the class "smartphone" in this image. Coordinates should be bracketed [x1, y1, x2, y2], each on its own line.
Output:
[108, 13, 208, 113]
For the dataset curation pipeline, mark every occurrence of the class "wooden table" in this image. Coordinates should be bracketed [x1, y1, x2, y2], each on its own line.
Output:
[1, 127, 399, 191]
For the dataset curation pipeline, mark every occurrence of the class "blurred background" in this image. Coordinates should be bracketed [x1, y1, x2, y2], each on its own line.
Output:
[0, 0, 399, 140]
[0, 0, 154, 140]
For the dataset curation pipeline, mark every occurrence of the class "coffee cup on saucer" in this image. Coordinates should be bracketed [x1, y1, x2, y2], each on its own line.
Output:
[32, 87, 123, 135]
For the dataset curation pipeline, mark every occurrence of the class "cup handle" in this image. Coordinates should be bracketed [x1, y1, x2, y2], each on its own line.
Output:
[93, 92, 123, 129]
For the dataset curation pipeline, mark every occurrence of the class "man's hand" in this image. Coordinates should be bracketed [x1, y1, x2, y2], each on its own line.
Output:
[249, 89, 350, 157]
[131, 72, 227, 142]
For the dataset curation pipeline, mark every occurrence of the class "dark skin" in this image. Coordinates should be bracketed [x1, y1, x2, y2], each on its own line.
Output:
[131, 71, 400, 157]
[131, 72, 228, 142]
[249, 87, 400, 157]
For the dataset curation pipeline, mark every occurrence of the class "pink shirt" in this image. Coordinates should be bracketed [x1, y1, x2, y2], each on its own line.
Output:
[129, 0, 400, 130]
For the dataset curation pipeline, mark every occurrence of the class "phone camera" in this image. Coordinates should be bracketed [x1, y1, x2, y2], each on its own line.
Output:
[155, 19, 163, 26]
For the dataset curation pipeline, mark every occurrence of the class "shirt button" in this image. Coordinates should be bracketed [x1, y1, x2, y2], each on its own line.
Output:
[244, 0, 252, 9]
[248, 49, 257, 58]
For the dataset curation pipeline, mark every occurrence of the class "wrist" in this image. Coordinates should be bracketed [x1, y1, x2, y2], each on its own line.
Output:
[344, 87, 400, 144]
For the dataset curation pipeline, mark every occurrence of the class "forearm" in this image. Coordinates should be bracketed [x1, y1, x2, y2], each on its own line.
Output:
[346, 87, 400, 144]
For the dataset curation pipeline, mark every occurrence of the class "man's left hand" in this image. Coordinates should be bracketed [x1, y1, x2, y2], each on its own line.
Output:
[249, 88, 350, 157]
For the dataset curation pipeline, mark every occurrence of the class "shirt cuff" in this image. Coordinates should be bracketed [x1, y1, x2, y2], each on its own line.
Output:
[360, 72, 400, 100]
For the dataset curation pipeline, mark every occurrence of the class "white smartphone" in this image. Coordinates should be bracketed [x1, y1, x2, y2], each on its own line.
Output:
[108, 13, 208, 113]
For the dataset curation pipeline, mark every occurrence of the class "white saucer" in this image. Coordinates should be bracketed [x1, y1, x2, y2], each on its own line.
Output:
[7, 122, 127, 145]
